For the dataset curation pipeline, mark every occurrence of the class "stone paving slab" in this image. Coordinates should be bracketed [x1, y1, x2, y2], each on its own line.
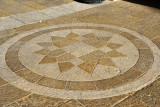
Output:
[0, 0, 160, 107]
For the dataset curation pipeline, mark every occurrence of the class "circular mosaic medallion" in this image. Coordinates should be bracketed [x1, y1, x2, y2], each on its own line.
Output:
[0, 23, 160, 99]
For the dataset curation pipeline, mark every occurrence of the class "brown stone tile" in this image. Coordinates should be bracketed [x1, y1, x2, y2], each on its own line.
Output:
[15, 22, 48, 32]
[139, 24, 160, 40]
[98, 36, 111, 42]
[48, 49, 65, 57]
[53, 38, 78, 48]
[107, 43, 123, 49]
[90, 50, 107, 59]
[99, 58, 116, 67]
[67, 32, 80, 39]
[37, 42, 53, 48]
[39, 56, 57, 64]
[0, 77, 7, 87]
[51, 36, 65, 42]
[17, 94, 69, 107]
[6, 59, 25, 72]
[83, 38, 99, 45]
[152, 37, 160, 49]
[131, 39, 149, 49]
[60, 100, 84, 107]
[0, 29, 18, 38]
[0, 9, 10, 17]
[79, 53, 99, 63]
[114, 96, 147, 107]
[58, 62, 74, 72]
[120, 32, 138, 40]
[83, 33, 95, 38]
[95, 68, 143, 90]
[133, 78, 160, 107]
[106, 50, 126, 58]
[78, 62, 97, 74]
[25, 1, 46, 10]
[133, 57, 153, 72]
[0, 84, 30, 106]
[78, 94, 129, 107]
[37, 77, 67, 89]
[138, 49, 153, 61]
[57, 53, 75, 62]
[90, 41, 108, 48]
[34, 49, 51, 55]
[66, 81, 96, 90]
[5, 102, 19, 107]
[15, 68, 42, 83]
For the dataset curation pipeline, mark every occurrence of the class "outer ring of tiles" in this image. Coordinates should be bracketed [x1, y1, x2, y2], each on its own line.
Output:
[0, 23, 160, 99]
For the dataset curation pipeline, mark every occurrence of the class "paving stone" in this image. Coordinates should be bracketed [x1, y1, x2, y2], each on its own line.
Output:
[5, 102, 19, 107]
[114, 96, 147, 107]
[17, 94, 69, 107]
[0, 84, 30, 106]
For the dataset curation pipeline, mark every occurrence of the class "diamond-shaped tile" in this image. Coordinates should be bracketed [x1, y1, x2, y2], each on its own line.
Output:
[58, 62, 74, 72]
[90, 41, 108, 48]
[78, 62, 97, 74]
[107, 43, 123, 49]
[67, 32, 80, 39]
[48, 49, 65, 57]
[79, 53, 99, 63]
[90, 50, 107, 59]
[39, 56, 57, 64]
[57, 53, 75, 62]
[34, 49, 51, 55]
[99, 58, 116, 67]
[83, 33, 96, 38]
[82, 38, 99, 45]
[98, 36, 111, 42]
[37, 42, 53, 48]
[51, 36, 64, 42]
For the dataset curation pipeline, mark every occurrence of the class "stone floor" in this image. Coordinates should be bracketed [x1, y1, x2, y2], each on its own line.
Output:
[0, 0, 160, 107]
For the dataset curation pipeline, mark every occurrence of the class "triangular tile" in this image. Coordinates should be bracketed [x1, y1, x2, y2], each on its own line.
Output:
[58, 62, 74, 72]
[39, 56, 57, 64]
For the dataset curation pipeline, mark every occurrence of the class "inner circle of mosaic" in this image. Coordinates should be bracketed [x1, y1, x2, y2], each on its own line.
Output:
[5, 25, 154, 91]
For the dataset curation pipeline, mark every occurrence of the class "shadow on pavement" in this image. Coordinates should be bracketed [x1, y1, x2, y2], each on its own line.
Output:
[74, 0, 104, 4]
[124, 0, 160, 9]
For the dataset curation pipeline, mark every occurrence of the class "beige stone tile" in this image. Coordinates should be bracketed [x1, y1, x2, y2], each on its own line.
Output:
[0, 84, 30, 106]
[60, 100, 84, 107]
[57, 53, 75, 62]
[83, 38, 99, 45]
[37, 42, 53, 48]
[90, 50, 107, 59]
[15, 68, 42, 83]
[79, 94, 129, 107]
[78, 62, 97, 74]
[48, 49, 66, 57]
[133, 78, 160, 107]
[58, 62, 74, 72]
[98, 36, 111, 42]
[114, 96, 147, 107]
[57, 67, 93, 81]
[39, 56, 57, 64]
[17, 94, 69, 107]
[120, 32, 138, 40]
[79, 53, 99, 63]
[66, 81, 96, 90]
[51, 36, 65, 42]
[37, 77, 67, 89]
[25, 1, 46, 10]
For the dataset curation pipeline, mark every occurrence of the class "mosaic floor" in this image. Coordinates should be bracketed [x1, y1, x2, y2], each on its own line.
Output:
[0, 0, 160, 107]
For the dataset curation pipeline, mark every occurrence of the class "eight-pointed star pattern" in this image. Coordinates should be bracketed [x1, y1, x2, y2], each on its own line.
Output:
[34, 32, 126, 74]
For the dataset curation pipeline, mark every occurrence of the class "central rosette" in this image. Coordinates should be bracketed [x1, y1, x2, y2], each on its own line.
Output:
[35, 32, 125, 74]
